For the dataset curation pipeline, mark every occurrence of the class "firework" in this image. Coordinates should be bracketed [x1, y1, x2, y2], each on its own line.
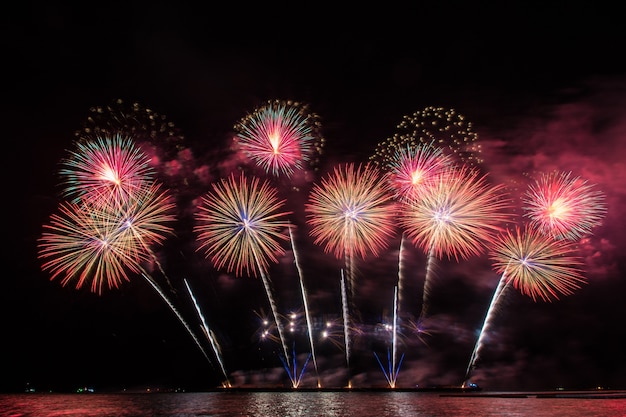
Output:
[384, 142, 453, 202]
[75, 98, 185, 158]
[38, 200, 145, 294]
[399, 164, 512, 322]
[194, 172, 294, 381]
[233, 99, 325, 178]
[400, 164, 512, 261]
[463, 225, 586, 385]
[490, 225, 587, 302]
[289, 225, 321, 387]
[194, 172, 292, 277]
[184, 279, 231, 387]
[370, 106, 482, 168]
[59, 134, 155, 207]
[522, 171, 607, 241]
[373, 285, 404, 388]
[38, 182, 176, 294]
[305, 162, 397, 261]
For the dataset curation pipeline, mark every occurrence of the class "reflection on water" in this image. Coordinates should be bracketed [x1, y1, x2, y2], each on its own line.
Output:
[1, 391, 625, 417]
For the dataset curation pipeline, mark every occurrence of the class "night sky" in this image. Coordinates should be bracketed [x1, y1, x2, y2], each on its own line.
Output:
[4, 3, 626, 393]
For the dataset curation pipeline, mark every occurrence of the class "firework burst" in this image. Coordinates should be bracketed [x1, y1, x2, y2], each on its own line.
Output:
[522, 171, 607, 241]
[399, 165, 512, 261]
[38, 182, 176, 295]
[233, 99, 325, 178]
[384, 142, 453, 202]
[490, 225, 587, 302]
[194, 173, 292, 277]
[370, 106, 482, 168]
[74, 98, 186, 159]
[305, 162, 397, 261]
[58, 134, 155, 207]
[194, 172, 295, 381]
[463, 224, 586, 385]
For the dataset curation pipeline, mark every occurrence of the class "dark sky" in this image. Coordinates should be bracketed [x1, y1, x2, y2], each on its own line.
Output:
[4, 3, 626, 393]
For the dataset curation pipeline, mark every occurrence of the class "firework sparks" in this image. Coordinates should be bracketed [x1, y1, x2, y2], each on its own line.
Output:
[58, 134, 155, 208]
[233, 99, 324, 178]
[463, 225, 586, 385]
[194, 173, 292, 277]
[194, 172, 294, 383]
[38, 200, 145, 294]
[38, 182, 176, 294]
[74, 98, 186, 166]
[522, 171, 607, 241]
[399, 164, 513, 323]
[384, 142, 453, 203]
[305, 162, 397, 261]
[370, 106, 482, 168]
[490, 225, 587, 302]
[400, 165, 512, 262]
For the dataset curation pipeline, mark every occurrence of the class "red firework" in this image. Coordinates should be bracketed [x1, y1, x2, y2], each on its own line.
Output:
[522, 171, 607, 241]
[233, 99, 324, 178]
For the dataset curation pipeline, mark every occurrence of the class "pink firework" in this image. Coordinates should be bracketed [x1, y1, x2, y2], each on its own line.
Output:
[490, 225, 586, 302]
[305, 162, 397, 260]
[194, 173, 292, 277]
[59, 134, 154, 207]
[522, 171, 607, 241]
[233, 99, 324, 178]
[399, 164, 513, 261]
[385, 142, 453, 202]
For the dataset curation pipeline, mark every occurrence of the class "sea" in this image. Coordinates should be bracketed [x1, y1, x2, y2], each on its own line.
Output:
[1, 391, 625, 417]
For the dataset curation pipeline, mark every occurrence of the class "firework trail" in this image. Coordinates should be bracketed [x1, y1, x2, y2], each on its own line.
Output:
[340, 272, 352, 388]
[233, 99, 325, 178]
[184, 279, 231, 387]
[193, 173, 295, 385]
[142, 273, 215, 367]
[462, 225, 586, 385]
[522, 171, 607, 241]
[288, 225, 321, 387]
[399, 164, 513, 324]
[374, 285, 404, 388]
[396, 235, 406, 320]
